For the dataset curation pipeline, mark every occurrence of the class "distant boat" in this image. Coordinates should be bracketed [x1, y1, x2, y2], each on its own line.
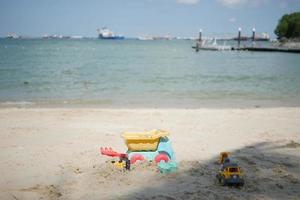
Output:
[97, 28, 124, 40]
[6, 33, 19, 39]
[137, 36, 154, 41]
[193, 39, 232, 51]
[137, 35, 173, 40]
[70, 36, 83, 39]
[42, 34, 71, 39]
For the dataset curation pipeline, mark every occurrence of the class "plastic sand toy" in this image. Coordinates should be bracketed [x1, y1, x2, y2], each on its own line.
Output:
[157, 160, 177, 174]
[122, 129, 175, 164]
[122, 129, 169, 151]
[100, 129, 177, 172]
[216, 152, 244, 187]
[100, 147, 131, 170]
[219, 152, 230, 164]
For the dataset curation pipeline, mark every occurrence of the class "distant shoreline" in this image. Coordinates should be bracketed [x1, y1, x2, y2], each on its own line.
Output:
[278, 41, 300, 49]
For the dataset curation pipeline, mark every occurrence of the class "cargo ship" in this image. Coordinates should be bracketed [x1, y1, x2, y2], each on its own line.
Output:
[97, 28, 124, 40]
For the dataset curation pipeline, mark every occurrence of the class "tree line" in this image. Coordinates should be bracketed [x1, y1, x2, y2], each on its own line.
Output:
[275, 12, 300, 40]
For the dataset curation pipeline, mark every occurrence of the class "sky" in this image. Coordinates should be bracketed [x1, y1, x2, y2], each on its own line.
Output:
[0, 0, 300, 38]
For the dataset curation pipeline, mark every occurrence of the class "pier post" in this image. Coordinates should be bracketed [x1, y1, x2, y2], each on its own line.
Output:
[198, 29, 202, 43]
[238, 27, 241, 49]
[252, 28, 256, 41]
[196, 29, 202, 51]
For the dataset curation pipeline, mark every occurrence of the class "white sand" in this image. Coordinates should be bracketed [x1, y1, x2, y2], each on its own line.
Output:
[0, 108, 300, 199]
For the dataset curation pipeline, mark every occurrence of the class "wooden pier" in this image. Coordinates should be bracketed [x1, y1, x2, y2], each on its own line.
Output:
[194, 28, 300, 53]
[233, 46, 300, 53]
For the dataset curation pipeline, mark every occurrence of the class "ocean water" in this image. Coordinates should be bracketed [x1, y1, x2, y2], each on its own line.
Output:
[0, 38, 300, 108]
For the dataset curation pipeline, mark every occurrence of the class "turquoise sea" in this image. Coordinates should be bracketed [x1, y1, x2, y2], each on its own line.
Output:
[0, 39, 300, 108]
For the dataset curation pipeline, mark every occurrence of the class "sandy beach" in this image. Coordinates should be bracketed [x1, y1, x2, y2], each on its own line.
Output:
[0, 107, 299, 199]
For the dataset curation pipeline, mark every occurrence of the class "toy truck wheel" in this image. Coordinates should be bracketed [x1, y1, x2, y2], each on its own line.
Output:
[239, 180, 244, 187]
[154, 153, 169, 163]
[220, 176, 226, 186]
[216, 174, 221, 182]
[130, 154, 144, 164]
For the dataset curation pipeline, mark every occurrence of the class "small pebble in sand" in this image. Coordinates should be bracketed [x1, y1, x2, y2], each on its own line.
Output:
[276, 183, 284, 189]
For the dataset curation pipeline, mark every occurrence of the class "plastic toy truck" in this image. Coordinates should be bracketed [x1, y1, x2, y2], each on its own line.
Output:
[122, 129, 175, 164]
[216, 152, 244, 187]
[219, 152, 230, 164]
[100, 129, 176, 172]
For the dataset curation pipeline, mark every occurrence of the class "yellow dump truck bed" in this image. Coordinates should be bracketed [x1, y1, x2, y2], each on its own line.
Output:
[122, 129, 169, 151]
